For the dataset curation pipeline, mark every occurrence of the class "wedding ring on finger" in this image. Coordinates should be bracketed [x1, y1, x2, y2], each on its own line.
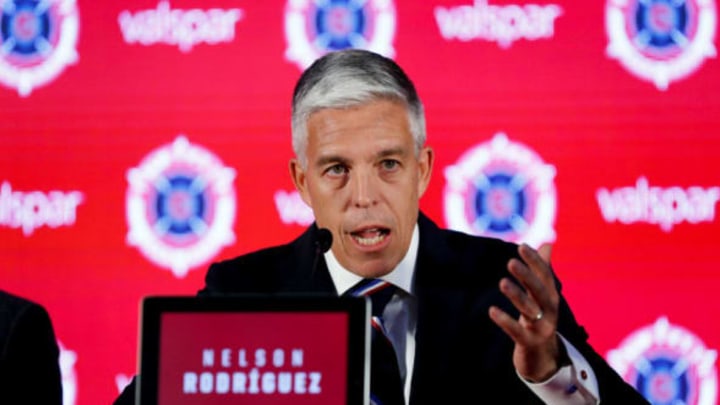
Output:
[525, 310, 543, 322]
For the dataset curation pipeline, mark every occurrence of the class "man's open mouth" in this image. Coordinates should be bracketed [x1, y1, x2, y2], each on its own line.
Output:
[350, 227, 390, 246]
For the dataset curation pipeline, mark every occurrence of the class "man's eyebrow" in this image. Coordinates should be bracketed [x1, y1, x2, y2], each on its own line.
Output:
[377, 146, 407, 158]
[315, 154, 349, 168]
[314, 146, 409, 168]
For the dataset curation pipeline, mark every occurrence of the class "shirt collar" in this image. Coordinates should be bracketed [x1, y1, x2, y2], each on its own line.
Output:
[326, 224, 419, 296]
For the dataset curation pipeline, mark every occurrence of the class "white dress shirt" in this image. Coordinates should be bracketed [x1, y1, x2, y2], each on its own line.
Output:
[326, 224, 600, 404]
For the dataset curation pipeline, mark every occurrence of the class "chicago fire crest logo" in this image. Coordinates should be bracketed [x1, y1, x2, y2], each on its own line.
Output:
[605, 0, 717, 90]
[608, 317, 718, 405]
[443, 132, 557, 246]
[0, 0, 79, 96]
[126, 136, 236, 278]
[284, 0, 396, 70]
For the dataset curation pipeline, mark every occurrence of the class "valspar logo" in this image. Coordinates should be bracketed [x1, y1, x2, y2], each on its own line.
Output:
[596, 177, 720, 232]
[606, 0, 717, 90]
[443, 132, 557, 246]
[608, 317, 718, 405]
[434, 0, 563, 48]
[274, 189, 314, 226]
[59, 341, 78, 405]
[126, 136, 236, 278]
[0, 181, 84, 236]
[0, 0, 79, 96]
[284, 0, 396, 70]
[115, 373, 133, 398]
[118, 1, 244, 53]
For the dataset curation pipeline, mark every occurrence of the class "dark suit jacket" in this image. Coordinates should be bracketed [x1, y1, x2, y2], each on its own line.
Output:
[0, 290, 63, 405]
[116, 213, 648, 404]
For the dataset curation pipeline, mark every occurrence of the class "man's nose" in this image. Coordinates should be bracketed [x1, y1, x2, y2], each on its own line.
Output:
[350, 169, 378, 208]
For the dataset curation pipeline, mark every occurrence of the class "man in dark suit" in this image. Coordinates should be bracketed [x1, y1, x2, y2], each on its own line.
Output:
[0, 289, 63, 405]
[116, 49, 649, 404]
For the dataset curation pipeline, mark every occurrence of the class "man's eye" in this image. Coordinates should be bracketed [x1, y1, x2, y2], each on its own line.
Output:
[381, 160, 399, 170]
[326, 165, 347, 176]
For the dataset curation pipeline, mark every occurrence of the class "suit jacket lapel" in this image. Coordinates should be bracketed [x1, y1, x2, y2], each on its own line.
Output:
[410, 213, 472, 399]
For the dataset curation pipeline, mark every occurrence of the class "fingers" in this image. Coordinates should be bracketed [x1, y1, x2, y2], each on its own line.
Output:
[537, 243, 552, 264]
[491, 243, 558, 328]
[498, 277, 543, 325]
[502, 243, 559, 326]
[516, 243, 554, 288]
[488, 305, 526, 342]
[490, 243, 561, 382]
[507, 244, 556, 312]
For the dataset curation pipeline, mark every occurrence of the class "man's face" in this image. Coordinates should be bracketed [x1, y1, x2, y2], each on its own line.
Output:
[290, 99, 433, 278]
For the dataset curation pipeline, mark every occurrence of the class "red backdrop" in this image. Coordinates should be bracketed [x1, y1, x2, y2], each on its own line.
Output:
[1, 0, 718, 404]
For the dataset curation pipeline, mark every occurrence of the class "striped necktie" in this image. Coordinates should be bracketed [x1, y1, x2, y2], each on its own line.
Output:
[346, 279, 405, 405]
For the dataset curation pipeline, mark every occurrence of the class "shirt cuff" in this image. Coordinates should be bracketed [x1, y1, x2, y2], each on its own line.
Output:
[519, 334, 600, 404]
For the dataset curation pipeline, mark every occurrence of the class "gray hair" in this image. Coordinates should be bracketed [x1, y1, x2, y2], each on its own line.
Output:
[291, 49, 426, 168]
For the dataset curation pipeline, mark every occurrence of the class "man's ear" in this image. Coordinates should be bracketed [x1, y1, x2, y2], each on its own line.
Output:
[417, 147, 434, 197]
[289, 158, 312, 207]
